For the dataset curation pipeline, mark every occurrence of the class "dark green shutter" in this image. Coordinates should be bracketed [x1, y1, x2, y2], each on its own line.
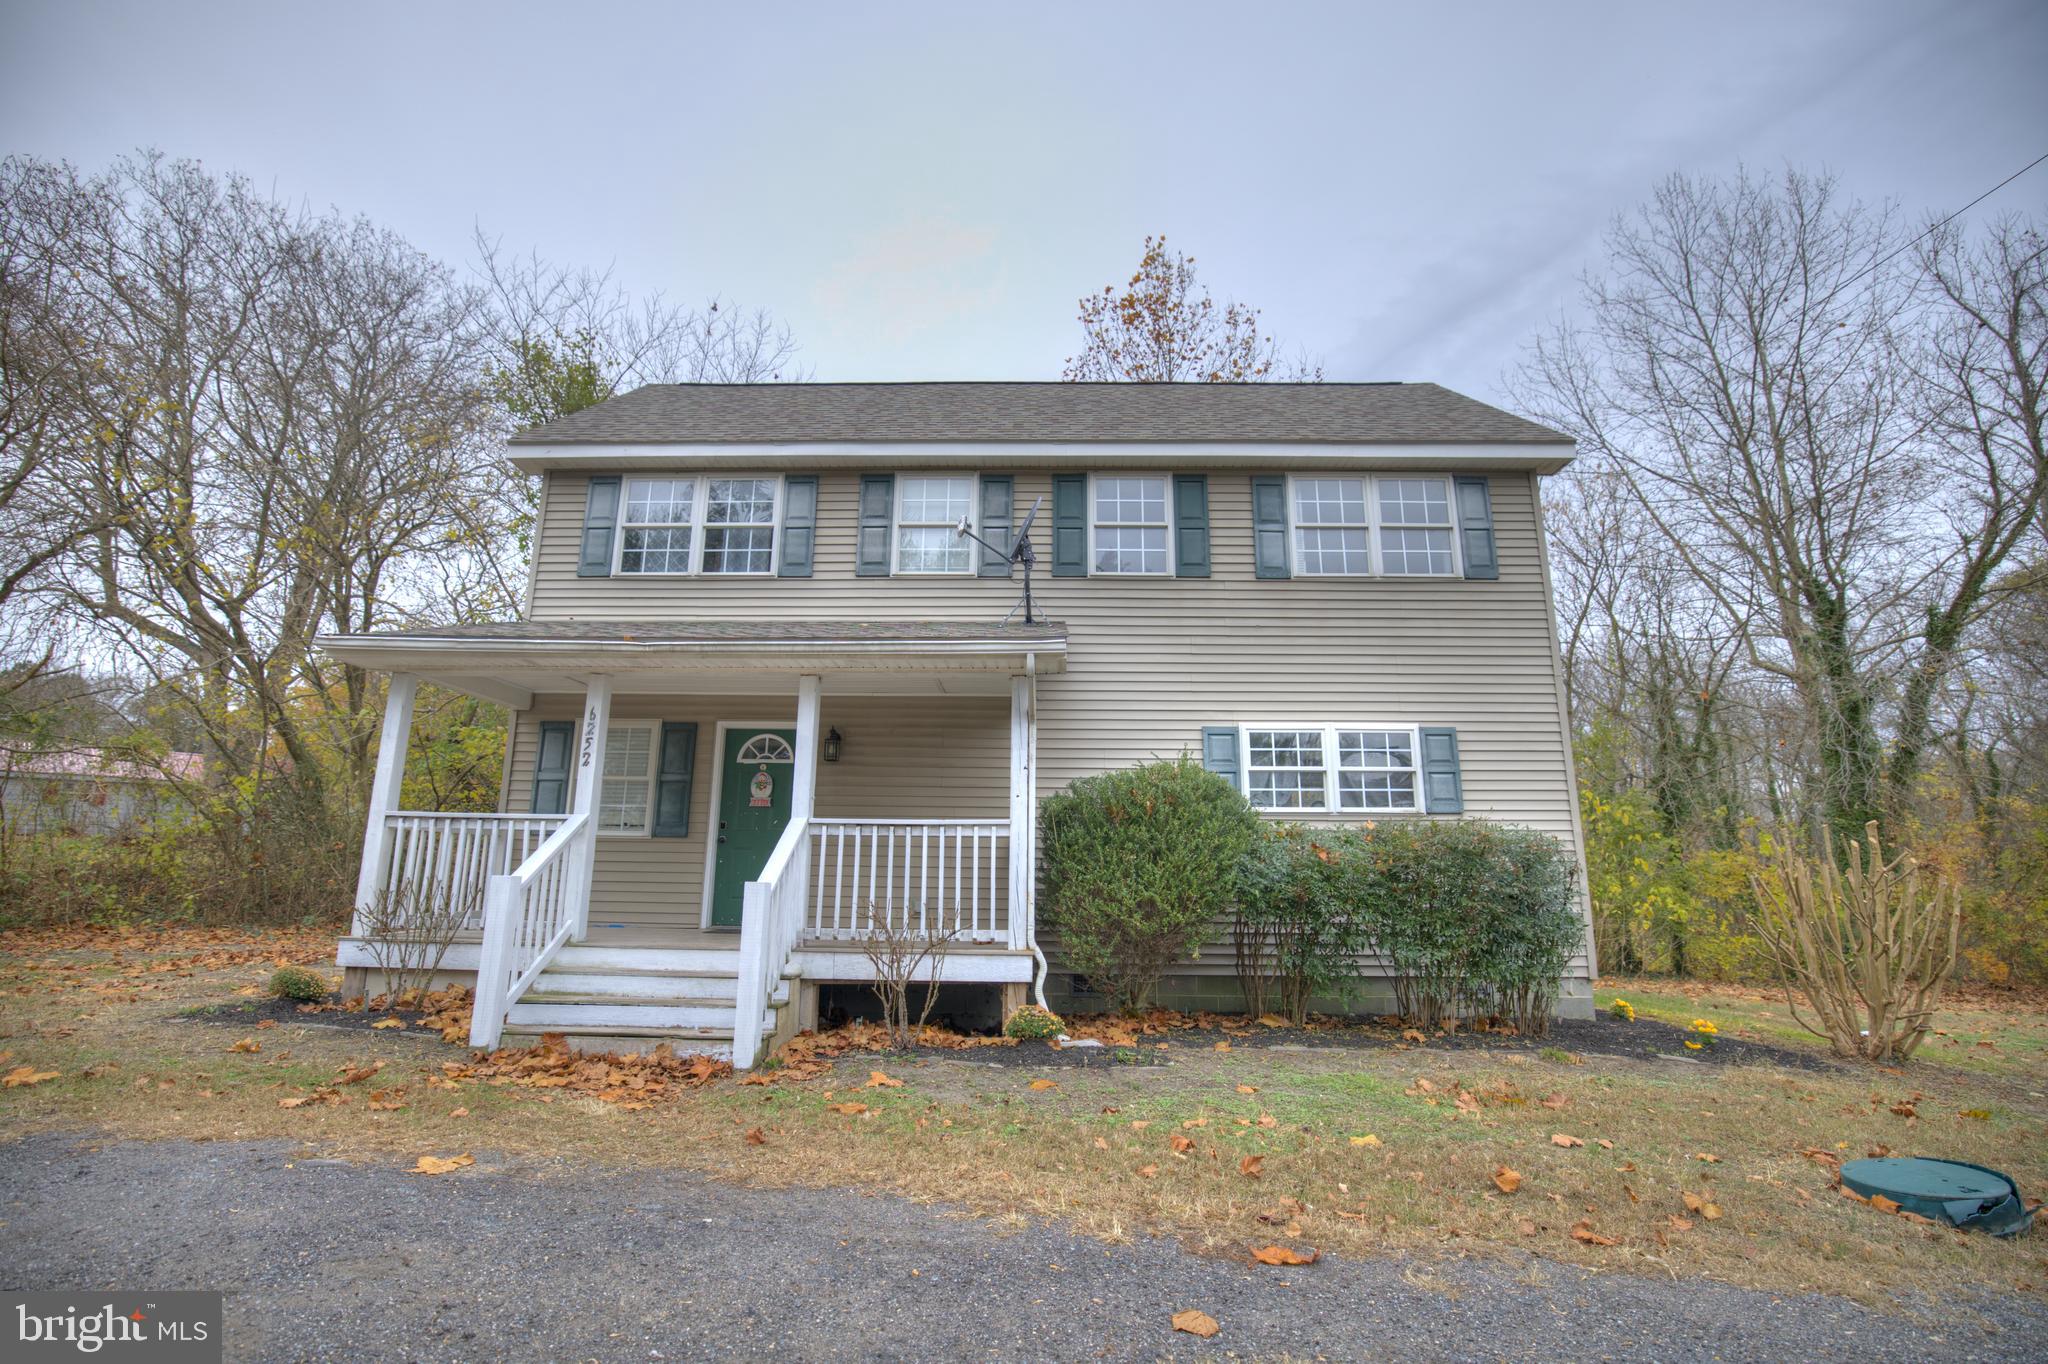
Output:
[1454, 476, 1498, 581]
[652, 722, 699, 837]
[778, 475, 817, 577]
[1419, 726, 1463, 814]
[578, 476, 622, 577]
[977, 475, 1014, 577]
[856, 474, 894, 577]
[1200, 726, 1242, 792]
[530, 720, 574, 815]
[1051, 474, 1087, 577]
[1173, 475, 1210, 578]
[1251, 475, 1290, 579]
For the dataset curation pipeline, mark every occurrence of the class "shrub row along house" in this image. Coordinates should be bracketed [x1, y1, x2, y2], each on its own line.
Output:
[320, 382, 1593, 1063]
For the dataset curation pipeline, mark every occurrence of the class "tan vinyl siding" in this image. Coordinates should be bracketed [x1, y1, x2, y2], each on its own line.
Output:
[505, 693, 1007, 935]
[524, 467, 1587, 980]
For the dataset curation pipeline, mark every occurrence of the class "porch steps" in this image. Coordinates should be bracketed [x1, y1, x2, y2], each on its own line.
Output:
[499, 954, 788, 1060]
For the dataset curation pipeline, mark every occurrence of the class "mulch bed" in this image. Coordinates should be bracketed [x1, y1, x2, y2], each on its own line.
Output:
[178, 994, 464, 1043]
[886, 1010, 1839, 1073]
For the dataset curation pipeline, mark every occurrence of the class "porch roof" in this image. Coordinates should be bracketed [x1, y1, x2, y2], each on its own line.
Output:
[315, 619, 1066, 706]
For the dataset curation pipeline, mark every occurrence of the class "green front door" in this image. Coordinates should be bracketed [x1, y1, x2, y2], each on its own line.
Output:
[709, 727, 797, 928]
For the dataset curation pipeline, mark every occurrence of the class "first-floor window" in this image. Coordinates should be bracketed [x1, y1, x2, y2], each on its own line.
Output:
[895, 475, 976, 573]
[598, 723, 655, 833]
[1245, 724, 1421, 812]
[1091, 475, 1170, 574]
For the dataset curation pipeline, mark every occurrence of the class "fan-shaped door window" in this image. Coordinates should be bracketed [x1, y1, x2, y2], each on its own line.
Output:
[735, 734, 794, 764]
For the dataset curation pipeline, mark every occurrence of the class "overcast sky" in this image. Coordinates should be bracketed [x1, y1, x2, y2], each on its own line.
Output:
[3, 0, 2044, 404]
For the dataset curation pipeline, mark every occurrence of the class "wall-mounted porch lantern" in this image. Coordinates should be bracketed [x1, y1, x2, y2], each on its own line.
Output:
[822, 727, 843, 763]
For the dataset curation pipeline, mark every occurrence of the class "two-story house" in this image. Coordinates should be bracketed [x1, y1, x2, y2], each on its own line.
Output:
[320, 382, 1592, 1066]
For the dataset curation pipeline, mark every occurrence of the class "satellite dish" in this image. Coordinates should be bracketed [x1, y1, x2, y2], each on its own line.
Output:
[953, 495, 1047, 625]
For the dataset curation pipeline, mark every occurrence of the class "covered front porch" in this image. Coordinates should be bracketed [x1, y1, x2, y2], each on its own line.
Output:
[317, 621, 1065, 1066]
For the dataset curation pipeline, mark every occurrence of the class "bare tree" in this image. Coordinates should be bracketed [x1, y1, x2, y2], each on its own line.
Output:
[1517, 170, 2046, 850]
[1063, 235, 1322, 383]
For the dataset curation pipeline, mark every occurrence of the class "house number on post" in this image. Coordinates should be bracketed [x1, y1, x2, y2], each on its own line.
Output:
[749, 767, 773, 807]
[579, 703, 599, 768]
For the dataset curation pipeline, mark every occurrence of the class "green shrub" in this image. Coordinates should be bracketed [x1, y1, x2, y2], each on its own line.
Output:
[1003, 1003, 1064, 1040]
[1234, 824, 1371, 1023]
[1040, 755, 1260, 1014]
[268, 965, 328, 1002]
[1361, 820, 1582, 1036]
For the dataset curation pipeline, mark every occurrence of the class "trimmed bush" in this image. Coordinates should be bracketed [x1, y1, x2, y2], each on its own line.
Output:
[1355, 820, 1582, 1035]
[1003, 1003, 1065, 1041]
[268, 965, 328, 1002]
[1039, 755, 1260, 1014]
[1234, 824, 1372, 1023]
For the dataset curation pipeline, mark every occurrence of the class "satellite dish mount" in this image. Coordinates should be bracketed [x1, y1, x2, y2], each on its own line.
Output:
[955, 495, 1045, 626]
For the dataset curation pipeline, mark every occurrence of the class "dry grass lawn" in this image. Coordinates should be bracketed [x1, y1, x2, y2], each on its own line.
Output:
[2, 927, 2044, 1322]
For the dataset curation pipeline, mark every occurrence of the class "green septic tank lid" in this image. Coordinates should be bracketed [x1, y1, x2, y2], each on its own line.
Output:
[1840, 1157, 2034, 1237]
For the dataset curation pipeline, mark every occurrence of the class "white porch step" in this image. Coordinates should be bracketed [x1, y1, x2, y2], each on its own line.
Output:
[505, 1001, 765, 1033]
[527, 970, 740, 1002]
[499, 1025, 736, 1061]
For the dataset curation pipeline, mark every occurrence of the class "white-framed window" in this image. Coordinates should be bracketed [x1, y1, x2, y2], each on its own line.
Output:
[1090, 474, 1170, 575]
[1292, 477, 1371, 576]
[1376, 477, 1456, 576]
[619, 478, 697, 574]
[615, 475, 780, 575]
[893, 474, 976, 574]
[596, 723, 657, 834]
[701, 477, 778, 574]
[1285, 474, 1460, 577]
[1243, 724, 1422, 813]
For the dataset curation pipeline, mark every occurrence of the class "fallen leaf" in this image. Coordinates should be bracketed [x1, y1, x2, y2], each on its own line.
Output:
[409, 1153, 475, 1176]
[1681, 1192, 1723, 1220]
[1214, 1040, 1231, 1052]
[1493, 1167, 1523, 1194]
[1540, 1093, 1569, 1109]
[448, 1106, 469, 1118]
[1516, 1217, 1538, 1236]
[1239, 1155, 1265, 1178]
[371, 1018, 405, 1030]
[1402, 1029, 1426, 1044]
[867, 1071, 903, 1088]
[1350, 1134, 1381, 1148]
[2, 1066, 59, 1088]
[1666, 1215, 1695, 1232]
[1551, 1133, 1584, 1148]
[1093, 1136, 1110, 1150]
[1170, 1309, 1219, 1338]
[744, 1127, 766, 1145]
[826, 1102, 868, 1116]
[1256, 1113, 1278, 1129]
[1236, 1084, 1258, 1094]
[1695, 1153, 1721, 1163]
[1256, 1014, 1289, 1028]
[228, 1038, 261, 1054]
[1250, 1244, 1320, 1266]
[277, 1096, 309, 1108]
[1170, 1134, 1196, 1154]
[1569, 1220, 1619, 1246]
[1871, 1193, 1902, 1214]
[1028, 1079, 1058, 1091]
[1137, 1164, 1159, 1178]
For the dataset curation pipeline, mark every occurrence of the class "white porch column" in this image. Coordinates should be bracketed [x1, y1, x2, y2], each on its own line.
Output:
[352, 672, 418, 934]
[1008, 671, 1037, 954]
[567, 675, 613, 939]
[791, 675, 821, 822]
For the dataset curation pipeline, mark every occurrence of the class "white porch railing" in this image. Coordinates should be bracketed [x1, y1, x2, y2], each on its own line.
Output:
[366, 811, 568, 935]
[733, 815, 811, 1068]
[805, 819, 1014, 946]
[470, 811, 589, 1048]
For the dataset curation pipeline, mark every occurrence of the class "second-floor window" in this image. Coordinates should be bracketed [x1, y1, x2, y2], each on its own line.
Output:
[1289, 474, 1459, 577]
[617, 475, 779, 575]
[1091, 475, 1170, 575]
[895, 475, 976, 574]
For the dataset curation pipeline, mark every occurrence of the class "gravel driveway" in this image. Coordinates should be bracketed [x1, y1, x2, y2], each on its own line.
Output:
[1, 1133, 2038, 1363]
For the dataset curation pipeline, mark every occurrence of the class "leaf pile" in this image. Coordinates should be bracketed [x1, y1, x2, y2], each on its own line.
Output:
[447, 1033, 729, 1108]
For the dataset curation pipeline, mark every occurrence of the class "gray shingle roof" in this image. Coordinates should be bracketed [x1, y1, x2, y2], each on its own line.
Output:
[508, 382, 1568, 446]
[322, 620, 1066, 647]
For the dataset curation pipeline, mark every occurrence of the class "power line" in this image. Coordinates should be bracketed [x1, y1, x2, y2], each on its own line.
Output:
[1837, 148, 2048, 294]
